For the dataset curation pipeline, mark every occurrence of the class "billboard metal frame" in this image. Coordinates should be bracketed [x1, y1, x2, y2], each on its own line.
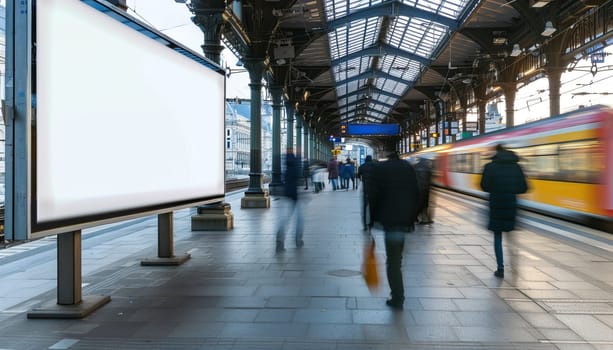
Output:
[7, 0, 226, 240]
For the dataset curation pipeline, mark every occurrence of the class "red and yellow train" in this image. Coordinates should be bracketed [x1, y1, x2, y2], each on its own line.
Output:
[404, 105, 613, 231]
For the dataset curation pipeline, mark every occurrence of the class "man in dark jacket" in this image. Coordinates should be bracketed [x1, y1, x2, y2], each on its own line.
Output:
[369, 151, 420, 309]
[480, 144, 528, 278]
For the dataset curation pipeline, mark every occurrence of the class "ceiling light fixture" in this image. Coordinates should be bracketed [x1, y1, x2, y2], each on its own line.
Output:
[530, 0, 553, 8]
[510, 44, 522, 57]
[541, 21, 556, 36]
[492, 31, 507, 45]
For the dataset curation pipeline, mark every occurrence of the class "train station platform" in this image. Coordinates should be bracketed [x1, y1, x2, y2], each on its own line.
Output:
[0, 185, 612, 350]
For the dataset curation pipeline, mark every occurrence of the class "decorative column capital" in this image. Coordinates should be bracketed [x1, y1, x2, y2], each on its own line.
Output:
[190, 5, 225, 64]
[243, 58, 266, 86]
[269, 85, 283, 106]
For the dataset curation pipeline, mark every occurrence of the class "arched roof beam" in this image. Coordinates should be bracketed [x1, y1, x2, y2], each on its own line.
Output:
[331, 43, 431, 67]
[338, 98, 395, 111]
[327, 1, 458, 32]
[338, 106, 388, 119]
[335, 69, 414, 87]
[337, 86, 402, 102]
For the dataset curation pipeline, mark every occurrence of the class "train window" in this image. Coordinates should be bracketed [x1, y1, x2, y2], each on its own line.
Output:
[531, 144, 559, 179]
[467, 153, 476, 173]
[534, 144, 558, 156]
[480, 151, 491, 171]
[513, 147, 531, 172]
[520, 156, 536, 177]
[451, 152, 477, 173]
[472, 152, 481, 173]
[535, 156, 557, 178]
[462, 153, 471, 173]
[558, 140, 601, 183]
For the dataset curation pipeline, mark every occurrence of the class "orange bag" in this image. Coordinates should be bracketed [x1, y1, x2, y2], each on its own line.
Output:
[362, 237, 379, 291]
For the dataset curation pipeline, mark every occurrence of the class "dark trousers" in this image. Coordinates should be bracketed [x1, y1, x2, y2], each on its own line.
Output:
[494, 231, 503, 269]
[361, 192, 373, 229]
[384, 229, 405, 302]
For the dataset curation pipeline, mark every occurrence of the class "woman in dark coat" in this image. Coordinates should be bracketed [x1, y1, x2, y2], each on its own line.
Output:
[480, 144, 528, 278]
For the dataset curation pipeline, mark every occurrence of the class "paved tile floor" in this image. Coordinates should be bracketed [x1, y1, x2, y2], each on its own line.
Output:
[0, 186, 612, 349]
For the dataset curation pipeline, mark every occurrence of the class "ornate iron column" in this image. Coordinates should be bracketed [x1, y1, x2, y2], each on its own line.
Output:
[547, 68, 562, 118]
[502, 83, 517, 127]
[474, 82, 488, 135]
[295, 111, 303, 159]
[268, 85, 283, 196]
[303, 122, 309, 163]
[544, 36, 566, 118]
[285, 102, 295, 152]
[434, 101, 442, 145]
[190, 0, 235, 230]
[308, 127, 314, 162]
[295, 111, 303, 187]
[478, 101, 487, 135]
[240, 58, 270, 208]
[192, 10, 225, 64]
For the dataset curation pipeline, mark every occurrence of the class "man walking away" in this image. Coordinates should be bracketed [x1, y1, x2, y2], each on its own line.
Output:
[369, 151, 420, 310]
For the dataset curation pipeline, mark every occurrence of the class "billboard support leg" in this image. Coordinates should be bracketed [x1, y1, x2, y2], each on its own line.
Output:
[27, 230, 110, 318]
[141, 212, 190, 266]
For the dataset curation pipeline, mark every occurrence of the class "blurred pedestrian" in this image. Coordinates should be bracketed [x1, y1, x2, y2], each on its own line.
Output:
[353, 158, 360, 189]
[369, 151, 420, 309]
[480, 144, 528, 278]
[341, 158, 355, 191]
[311, 161, 327, 193]
[327, 157, 339, 191]
[349, 158, 357, 190]
[415, 157, 434, 224]
[358, 155, 375, 230]
[276, 149, 304, 252]
[303, 158, 310, 190]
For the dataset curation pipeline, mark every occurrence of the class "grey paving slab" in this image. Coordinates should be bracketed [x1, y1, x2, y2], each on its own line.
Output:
[410, 310, 461, 326]
[0, 188, 612, 349]
[452, 325, 538, 342]
[522, 312, 572, 329]
[405, 325, 459, 342]
[306, 323, 365, 340]
[555, 314, 613, 341]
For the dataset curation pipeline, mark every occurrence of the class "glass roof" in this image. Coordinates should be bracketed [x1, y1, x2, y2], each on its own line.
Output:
[324, 0, 478, 123]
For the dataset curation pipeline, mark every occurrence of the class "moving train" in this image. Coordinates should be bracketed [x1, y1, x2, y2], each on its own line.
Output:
[403, 105, 613, 232]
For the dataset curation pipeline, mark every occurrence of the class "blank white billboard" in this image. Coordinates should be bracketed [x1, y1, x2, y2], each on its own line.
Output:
[35, 0, 225, 232]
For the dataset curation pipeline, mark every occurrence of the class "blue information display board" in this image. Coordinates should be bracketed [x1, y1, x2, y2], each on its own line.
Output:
[346, 123, 399, 136]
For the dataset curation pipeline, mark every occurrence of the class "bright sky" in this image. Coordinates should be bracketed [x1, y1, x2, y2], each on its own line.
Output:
[125, 0, 250, 98]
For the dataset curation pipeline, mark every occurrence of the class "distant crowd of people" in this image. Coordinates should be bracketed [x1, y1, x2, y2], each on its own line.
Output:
[275, 143, 528, 309]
